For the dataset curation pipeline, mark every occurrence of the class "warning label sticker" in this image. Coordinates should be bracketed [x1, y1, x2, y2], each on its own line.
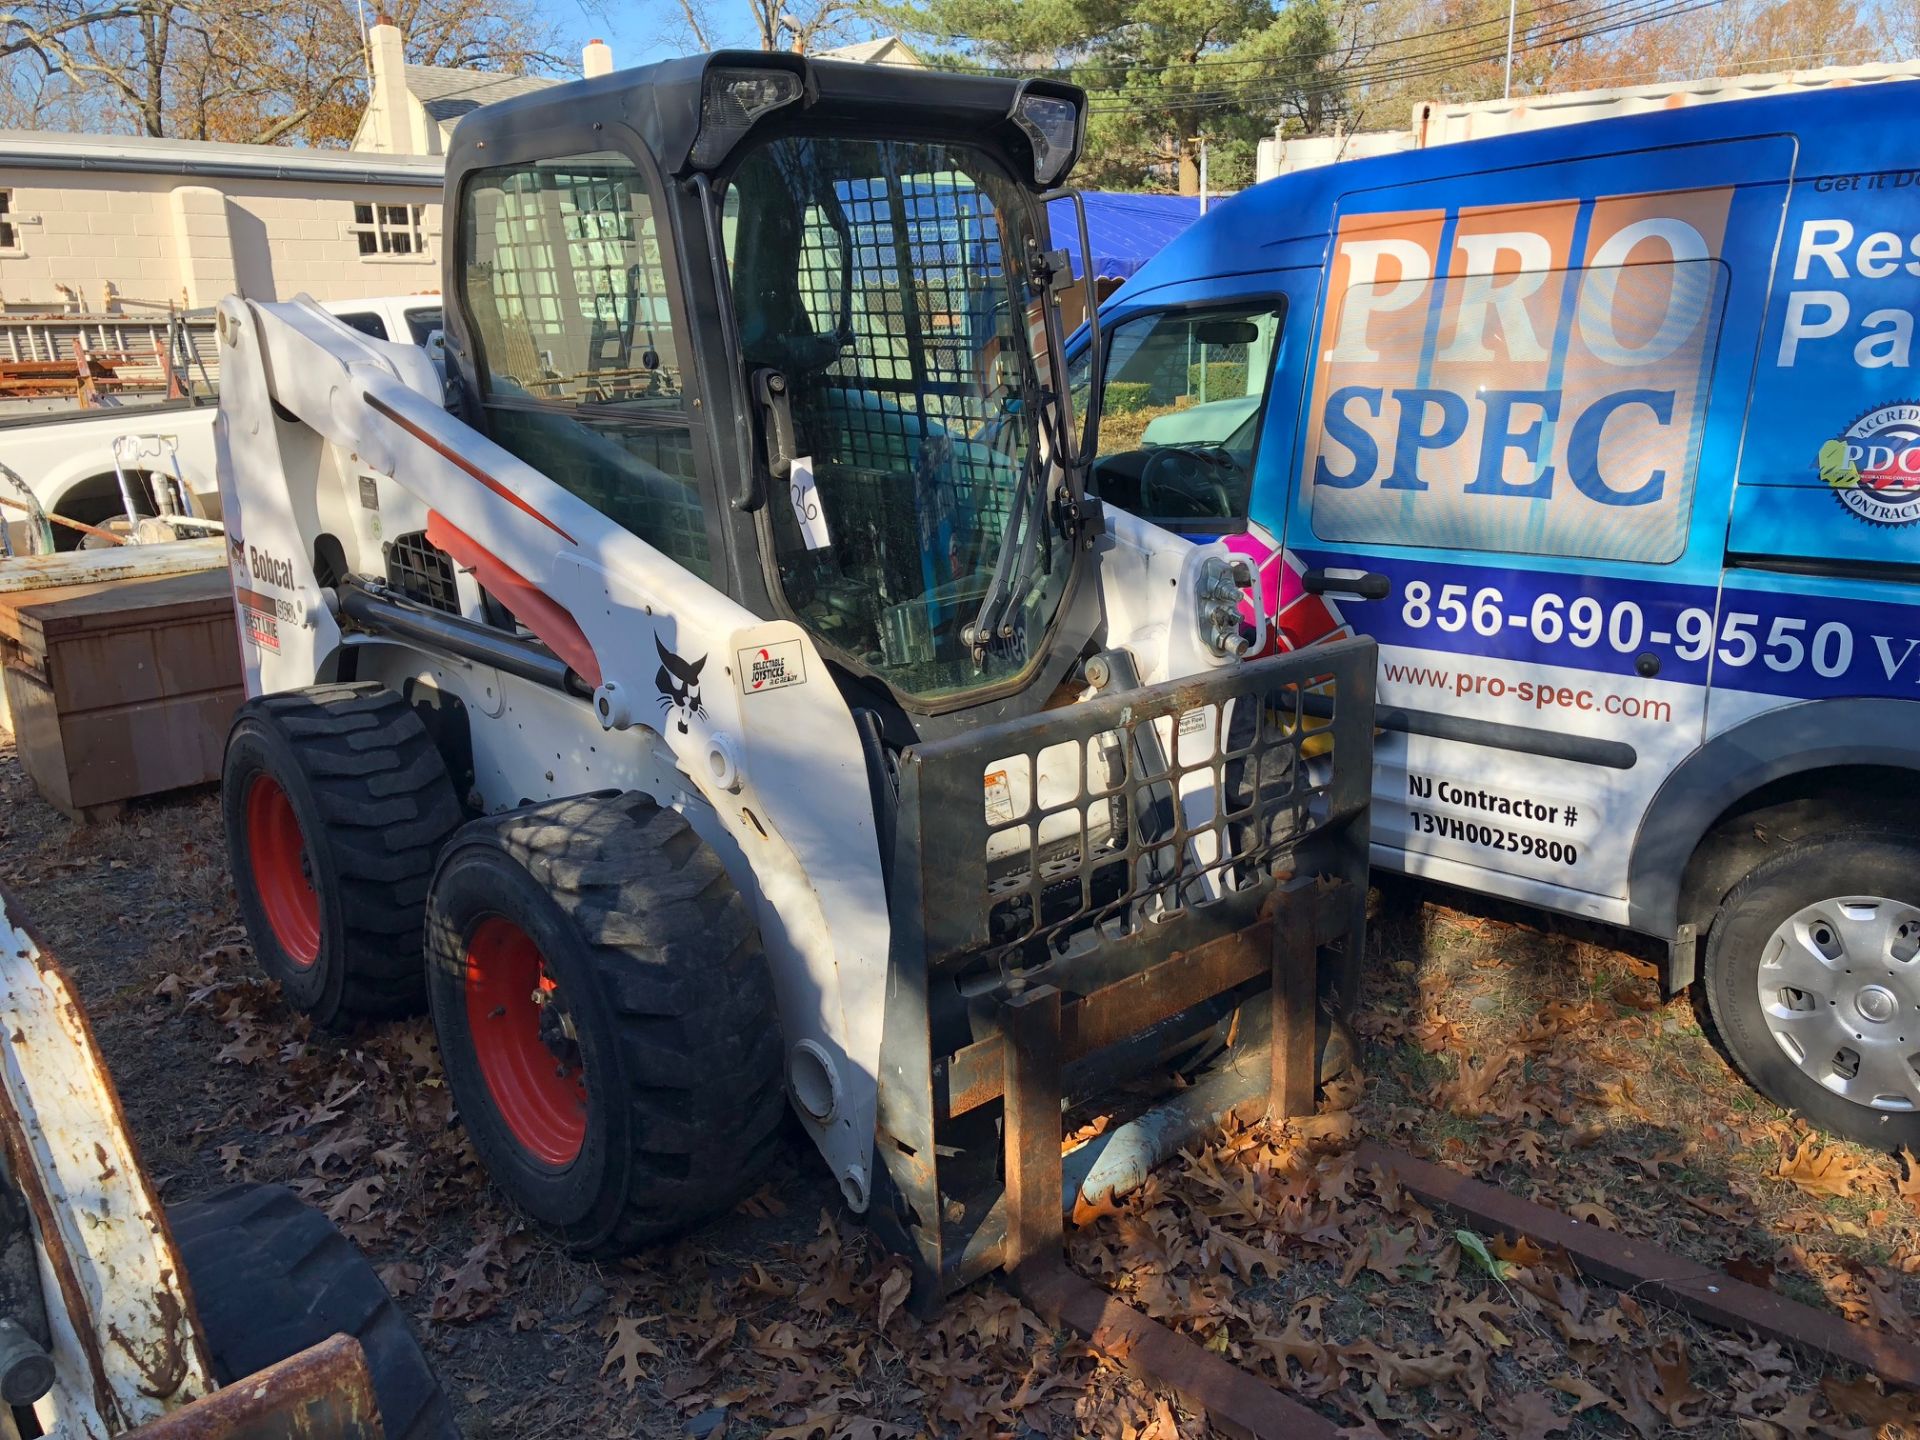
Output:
[984, 769, 1015, 827]
[739, 640, 807, 695]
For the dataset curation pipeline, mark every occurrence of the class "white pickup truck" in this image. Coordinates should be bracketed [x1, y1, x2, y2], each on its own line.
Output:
[0, 295, 442, 550]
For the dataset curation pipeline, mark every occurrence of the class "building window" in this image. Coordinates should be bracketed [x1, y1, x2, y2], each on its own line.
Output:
[350, 202, 425, 258]
[0, 191, 17, 252]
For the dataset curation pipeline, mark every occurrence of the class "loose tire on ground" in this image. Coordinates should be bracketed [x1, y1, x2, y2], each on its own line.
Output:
[1704, 832, 1920, 1150]
[222, 683, 463, 1026]
[169, 1183, 459, 1440]
[424, 791, 785, 1255]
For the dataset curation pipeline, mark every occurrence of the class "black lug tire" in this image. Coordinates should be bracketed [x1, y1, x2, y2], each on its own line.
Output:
[169, 1184, 459, 1440]
[223, 683, 463, 1026]
[1703, 832, 1920, 1151]
[424, 791, 786, 1255]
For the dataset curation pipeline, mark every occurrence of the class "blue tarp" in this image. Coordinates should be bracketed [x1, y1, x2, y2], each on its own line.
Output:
[1049, 191, 1205, 281]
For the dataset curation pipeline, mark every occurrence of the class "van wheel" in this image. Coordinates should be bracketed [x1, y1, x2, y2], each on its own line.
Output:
[1704, 833, 1920, 1150]
[223, 684, 463, 1026]
[423, 792, 785, 1254]
[170, 1184, 459, 1439]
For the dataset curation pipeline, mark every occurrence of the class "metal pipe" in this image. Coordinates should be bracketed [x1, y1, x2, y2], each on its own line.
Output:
[336, 578, 592, 697]
[1504, 0, 1518, 99]
[1068, 1040, 1267, 1206]
[948, 1043, 1268, 1289]
[108, 437, 142, 525]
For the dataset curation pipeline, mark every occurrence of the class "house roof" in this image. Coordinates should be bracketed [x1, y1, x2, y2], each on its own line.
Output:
[403, 65, 561, 126]
[0, 128, 445, 186]
[815, 36, 924, 66]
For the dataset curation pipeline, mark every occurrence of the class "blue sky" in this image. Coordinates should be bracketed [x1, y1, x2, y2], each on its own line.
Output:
[554, 0, 833, 69]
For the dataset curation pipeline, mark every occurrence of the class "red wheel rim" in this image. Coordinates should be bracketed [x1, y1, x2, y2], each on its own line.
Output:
[464, 916, 587, 1167]
[245, 775, 320, 967]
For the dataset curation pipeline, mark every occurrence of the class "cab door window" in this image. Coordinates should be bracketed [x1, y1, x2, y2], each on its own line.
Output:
[460, 154, 711, 579]
[1088, 301, 1283, 525]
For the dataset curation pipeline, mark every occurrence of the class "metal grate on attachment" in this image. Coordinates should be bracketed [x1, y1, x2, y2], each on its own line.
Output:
[871, 637, 1379, 1297]
[384, 531, 461, 615]
[901, 640, 1376, 977]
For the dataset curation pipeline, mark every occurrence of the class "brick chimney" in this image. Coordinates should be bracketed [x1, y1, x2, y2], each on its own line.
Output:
[582, 38, 614, 79]
[368, 15, 411, 154]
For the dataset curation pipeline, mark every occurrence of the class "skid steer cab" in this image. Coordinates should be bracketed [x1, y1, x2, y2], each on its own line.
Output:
[213, 50, 1375, 1297]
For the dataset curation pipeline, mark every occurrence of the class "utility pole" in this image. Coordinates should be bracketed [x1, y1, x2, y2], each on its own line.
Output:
[1198, 136, 1209, 215]
[1503, 0, 1518, 99]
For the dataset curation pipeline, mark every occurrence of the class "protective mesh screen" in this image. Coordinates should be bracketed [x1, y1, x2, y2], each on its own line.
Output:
[726, 136, 1061, 700]
[901, 643, 1375, 972]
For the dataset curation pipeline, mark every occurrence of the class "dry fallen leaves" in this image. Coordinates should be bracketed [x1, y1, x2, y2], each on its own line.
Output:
[1776, 1139, 1874, 1200]
[599, 1314, 663, 1390]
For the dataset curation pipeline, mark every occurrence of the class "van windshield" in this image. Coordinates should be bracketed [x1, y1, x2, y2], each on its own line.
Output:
[723, 134, 1067, 701]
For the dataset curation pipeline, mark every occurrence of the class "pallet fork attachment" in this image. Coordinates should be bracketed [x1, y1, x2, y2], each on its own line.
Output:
[919, 647, 1920, 1428]
[1000, 884, 1349, 1440]
[992, 910, 1920, 1434]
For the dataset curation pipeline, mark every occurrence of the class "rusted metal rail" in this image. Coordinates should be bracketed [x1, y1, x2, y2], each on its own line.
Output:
[1017, 1262, 1341, 1440]
[127, 1334, 383, 1439]
[990, 880, 1920, 1429]
[1356, 1141, 1920, 1391]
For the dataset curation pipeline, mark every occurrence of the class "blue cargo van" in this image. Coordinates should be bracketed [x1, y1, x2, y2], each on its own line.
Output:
[1072, 84, 1920, 1148]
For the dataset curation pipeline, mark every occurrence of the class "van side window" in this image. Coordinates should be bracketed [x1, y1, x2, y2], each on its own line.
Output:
[1088, 302, 1282, 526]
[1306, 259, 1726, 563]
[460, 154, 710, 580]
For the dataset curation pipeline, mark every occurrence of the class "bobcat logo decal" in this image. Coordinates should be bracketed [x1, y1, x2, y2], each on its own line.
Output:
[654, 638, 707, 734]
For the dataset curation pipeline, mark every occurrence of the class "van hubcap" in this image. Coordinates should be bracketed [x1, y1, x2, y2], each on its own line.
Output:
[1757, 896, 1920, 1112]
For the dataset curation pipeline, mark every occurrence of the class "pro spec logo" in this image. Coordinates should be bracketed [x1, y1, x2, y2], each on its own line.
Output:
[1305, 190, 1731, 563]
[1817, 402, 1920, 527]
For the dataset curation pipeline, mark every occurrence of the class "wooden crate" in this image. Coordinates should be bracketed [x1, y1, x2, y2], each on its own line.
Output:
[0, 567, 242, 821]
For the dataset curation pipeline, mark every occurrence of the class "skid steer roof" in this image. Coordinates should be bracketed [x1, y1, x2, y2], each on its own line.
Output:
[448, 51, 1086, 183]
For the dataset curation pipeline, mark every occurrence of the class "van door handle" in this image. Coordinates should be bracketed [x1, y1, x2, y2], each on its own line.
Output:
[1302, 567, 1390, 601]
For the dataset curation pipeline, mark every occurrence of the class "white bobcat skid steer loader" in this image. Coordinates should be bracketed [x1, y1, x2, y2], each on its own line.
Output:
[0, 885, 457, 1439]
[213, 51, 1376, 1300]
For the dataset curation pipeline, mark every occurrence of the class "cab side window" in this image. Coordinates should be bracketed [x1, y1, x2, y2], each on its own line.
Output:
[1087, 301, 1283, 528]
[461, 154, 710, 580]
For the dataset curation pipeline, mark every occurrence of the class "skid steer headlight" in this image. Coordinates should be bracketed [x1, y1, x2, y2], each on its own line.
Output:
[691, 67, 804, 169]
[1196, 554, 1254, 658]
[1011, 91, 1080, 187]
